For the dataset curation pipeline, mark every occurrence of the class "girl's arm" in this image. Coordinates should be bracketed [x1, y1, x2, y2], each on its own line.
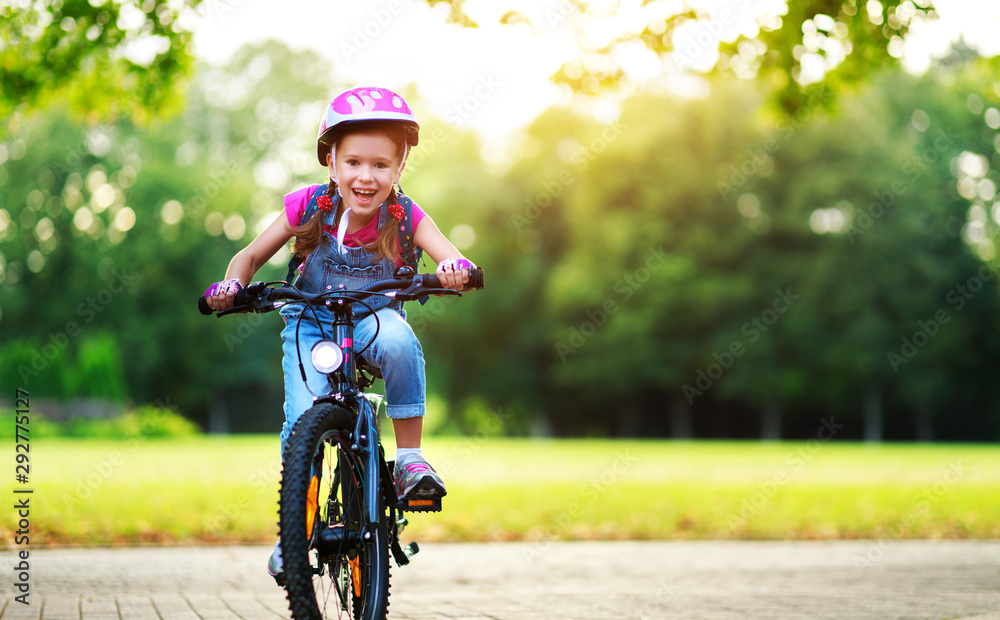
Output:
[413, 215, 473, 291]
[205, 211, 294, 311]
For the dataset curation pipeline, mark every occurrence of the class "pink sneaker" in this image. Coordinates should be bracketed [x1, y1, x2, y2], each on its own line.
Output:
[393, 453, 446, 501]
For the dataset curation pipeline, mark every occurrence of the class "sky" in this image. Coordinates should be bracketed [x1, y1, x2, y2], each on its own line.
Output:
[192, 0, 572, 141]
[190, 0, 1000, 140]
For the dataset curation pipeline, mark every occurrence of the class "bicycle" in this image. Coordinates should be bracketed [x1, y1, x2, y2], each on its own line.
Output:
[198, 265, 485, 619]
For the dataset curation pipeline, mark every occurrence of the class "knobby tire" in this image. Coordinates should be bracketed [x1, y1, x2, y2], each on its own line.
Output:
[280, 402, 391, 620]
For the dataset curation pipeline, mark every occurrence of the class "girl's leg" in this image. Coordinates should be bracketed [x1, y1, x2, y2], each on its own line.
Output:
[353, 308, 444, 499]
[392, 416, 423, 449]
[279, 313, 330, 456]
[353, 307, 426, 424]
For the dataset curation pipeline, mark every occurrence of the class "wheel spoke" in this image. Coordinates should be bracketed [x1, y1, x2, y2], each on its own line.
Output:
[281, 403, 389, 619]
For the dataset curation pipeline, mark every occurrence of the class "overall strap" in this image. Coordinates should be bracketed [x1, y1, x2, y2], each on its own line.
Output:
[394, 191, 428, 305]
[395, 192, 423, 272]
[284, 184, 329, 285]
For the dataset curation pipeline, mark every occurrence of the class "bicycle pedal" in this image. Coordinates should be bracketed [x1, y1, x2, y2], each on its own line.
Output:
[398, 497, 442, 512]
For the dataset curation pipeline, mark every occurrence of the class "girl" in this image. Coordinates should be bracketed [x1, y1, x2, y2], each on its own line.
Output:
[202, 86, 475, 581]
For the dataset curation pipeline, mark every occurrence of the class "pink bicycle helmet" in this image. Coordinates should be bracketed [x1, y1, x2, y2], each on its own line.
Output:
[317, 87, 420, 166]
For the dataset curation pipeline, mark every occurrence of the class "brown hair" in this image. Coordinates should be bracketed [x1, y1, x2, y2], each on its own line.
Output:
[288, 122, 409, 262]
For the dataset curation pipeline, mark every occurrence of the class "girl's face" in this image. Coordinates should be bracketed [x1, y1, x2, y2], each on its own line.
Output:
[328, 132, 404, 221]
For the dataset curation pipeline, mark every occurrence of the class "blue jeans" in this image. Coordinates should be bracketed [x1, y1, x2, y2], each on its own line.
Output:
[279, 306, 425, 455]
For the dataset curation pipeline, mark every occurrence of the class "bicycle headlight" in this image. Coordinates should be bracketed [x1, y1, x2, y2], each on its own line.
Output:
[310, 340, 344, 374]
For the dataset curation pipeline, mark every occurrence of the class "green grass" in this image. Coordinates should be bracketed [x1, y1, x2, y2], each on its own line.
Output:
[4, 437, 999, 546]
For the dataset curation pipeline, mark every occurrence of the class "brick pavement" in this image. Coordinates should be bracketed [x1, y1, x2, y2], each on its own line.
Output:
[2, 541, 1000, 619]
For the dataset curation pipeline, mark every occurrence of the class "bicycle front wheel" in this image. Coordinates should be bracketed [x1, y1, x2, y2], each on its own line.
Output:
[280, 402, 390, 620]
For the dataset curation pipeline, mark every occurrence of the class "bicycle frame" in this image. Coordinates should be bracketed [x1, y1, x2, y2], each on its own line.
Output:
[314, 298, 384, 536]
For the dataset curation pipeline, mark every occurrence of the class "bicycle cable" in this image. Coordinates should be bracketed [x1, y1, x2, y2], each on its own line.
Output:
[295, 289, 383, 399]
[310, 289, 382, 360]
[284, 282, 333, 389]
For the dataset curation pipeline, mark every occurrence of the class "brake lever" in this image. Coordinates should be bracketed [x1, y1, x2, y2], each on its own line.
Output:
[430, 288, 463, 297]
[394, 285, 462, 302]
[215, 282, 280, 317]
[217, 306, 252, 317]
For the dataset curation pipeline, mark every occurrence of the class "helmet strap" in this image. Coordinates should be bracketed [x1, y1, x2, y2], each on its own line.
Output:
[391, 143, 409, 186]
[329, 146, 340, 187]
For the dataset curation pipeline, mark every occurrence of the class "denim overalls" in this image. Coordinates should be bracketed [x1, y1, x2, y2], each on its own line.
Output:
[278, 198, 425, 454]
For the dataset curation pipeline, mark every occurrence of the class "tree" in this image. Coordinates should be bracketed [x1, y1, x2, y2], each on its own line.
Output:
[469, 53, 1000, 440]
[0, 41, 333, 429]
[0, 0, 204, 126]
[422, 0, 936, 112]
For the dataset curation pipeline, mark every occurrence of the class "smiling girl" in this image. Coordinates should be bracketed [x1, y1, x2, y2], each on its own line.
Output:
[202, 86, 475, 582]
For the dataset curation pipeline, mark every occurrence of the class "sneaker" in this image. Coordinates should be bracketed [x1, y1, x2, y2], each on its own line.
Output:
[394, 453, 447, 501]
[267, 541, 285, 586]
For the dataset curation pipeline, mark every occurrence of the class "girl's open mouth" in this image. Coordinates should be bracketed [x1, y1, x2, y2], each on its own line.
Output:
[353, 188, 377, 205]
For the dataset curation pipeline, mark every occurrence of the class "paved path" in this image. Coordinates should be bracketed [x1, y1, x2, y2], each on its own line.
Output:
[2, 541, 1000, 619]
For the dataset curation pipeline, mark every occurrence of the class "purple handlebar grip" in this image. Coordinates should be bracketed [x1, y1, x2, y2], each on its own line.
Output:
[204, 279, 243, 297]
[440, 258, 474, 271]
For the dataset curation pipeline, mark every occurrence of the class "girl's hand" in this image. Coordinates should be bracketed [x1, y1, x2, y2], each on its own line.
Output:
[436, 258, 475, 291]
[204, 279, 242, 311]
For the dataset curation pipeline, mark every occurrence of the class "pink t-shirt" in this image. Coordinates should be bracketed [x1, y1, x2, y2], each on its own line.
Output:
[284, 184, 426, 266]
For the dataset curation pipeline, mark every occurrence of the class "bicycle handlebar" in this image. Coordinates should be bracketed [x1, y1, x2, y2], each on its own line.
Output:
[197, 268, 485, 316]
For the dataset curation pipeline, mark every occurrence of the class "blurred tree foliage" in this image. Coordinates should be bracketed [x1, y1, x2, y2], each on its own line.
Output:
[428, 44, 1000, 441]
[424, 0, 935, 113]
[3, 39, 1000, 440]
[2, 0, 934, 126]
[0, 0, 204, 126]
[0, 41, 332, 432]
